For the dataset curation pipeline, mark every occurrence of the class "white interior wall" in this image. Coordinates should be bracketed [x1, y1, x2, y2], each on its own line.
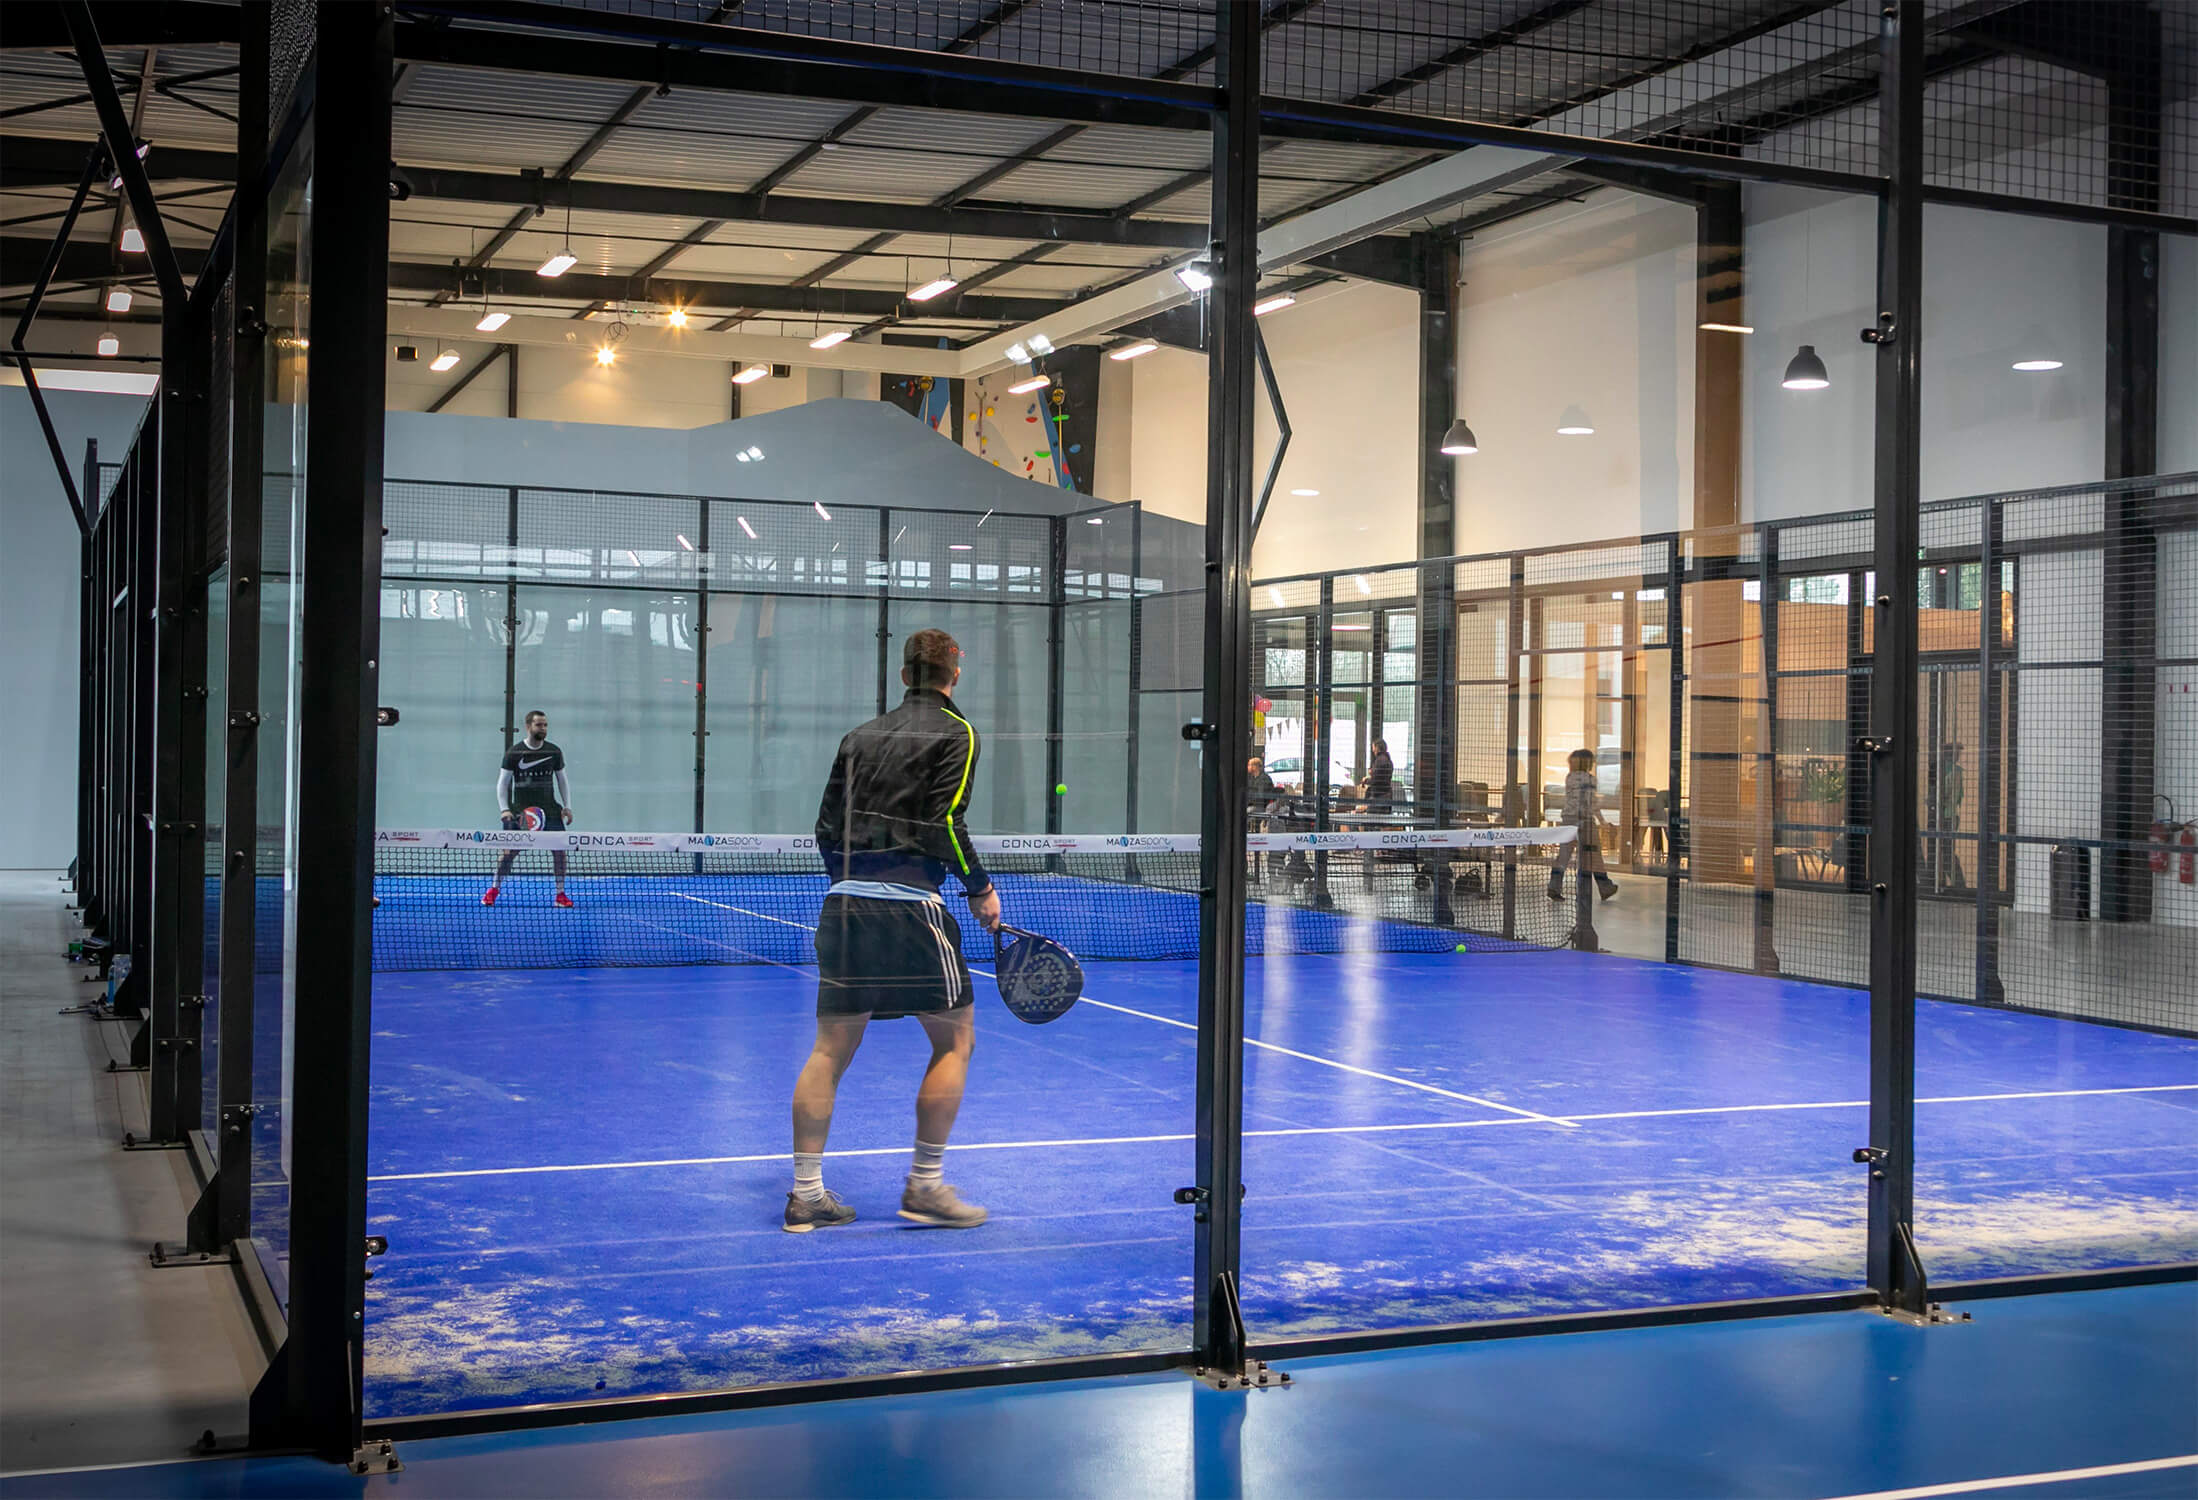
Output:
[0, 387, 154, 867]
[2161, 233, 2197, 475]
[1453, 192, 1699, 557]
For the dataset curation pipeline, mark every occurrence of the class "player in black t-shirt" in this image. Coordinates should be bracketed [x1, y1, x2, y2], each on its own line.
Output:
[484, 708, 575, 908]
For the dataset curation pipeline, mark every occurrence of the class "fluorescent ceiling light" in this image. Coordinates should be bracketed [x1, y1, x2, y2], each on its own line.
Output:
[1252, 294, 1296, 316]
[96, 334, 120, 357]
[1353, 575, 1372, 596]
[1086, 516, 1105, 525]
[1265, 586, 1285, 608]
[2012, 357, 2063, 372]
[737, 516, 758, 540]
[814, 502, 832, 521]
[747, 446, 763, 459]
[733, 364, 769, 383]
[950, 543, 974, 551]
[537, 252, 577, 277]
[1007, 373, 1051, 395]
[1108, 340, 1157, 361]
[736, 452, 750, 462]
[676, 534, 695, 551]
[3, 366, 157, 396]
[1175, 261, 1213, 293]
[475, 311, 510, 332]
[430, 350, 460, 372]
[1025, 333, 1054, 356]
[105, 289, 132, 313]
[1439, 418, 1478, 455]
[1698, 321, 1754, 334]
[810, 329, 852, 350]
[119, 227, 145, 253]
[1290, 488, 1319, 497]
[908, 276, 957, 302]
[1005, 341, 1030, 365]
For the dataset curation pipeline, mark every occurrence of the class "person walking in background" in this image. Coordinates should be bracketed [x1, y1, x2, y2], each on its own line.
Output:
[1361, 738, 1395, 811]
[1548, 746, 1618, 903]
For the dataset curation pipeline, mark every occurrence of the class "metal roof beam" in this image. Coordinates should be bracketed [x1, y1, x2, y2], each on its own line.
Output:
[384, 259, 1063, 321]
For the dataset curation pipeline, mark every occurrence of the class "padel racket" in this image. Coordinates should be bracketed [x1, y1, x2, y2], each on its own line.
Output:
[992, 924, 1084, 1025]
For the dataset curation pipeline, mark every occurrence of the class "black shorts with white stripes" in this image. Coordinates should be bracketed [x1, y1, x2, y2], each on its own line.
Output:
[814, 893, 974, 1020]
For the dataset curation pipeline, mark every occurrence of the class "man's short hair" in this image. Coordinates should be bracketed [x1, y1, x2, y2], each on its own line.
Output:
[904, 628, 961, 689]
[524, 709, 547, 724]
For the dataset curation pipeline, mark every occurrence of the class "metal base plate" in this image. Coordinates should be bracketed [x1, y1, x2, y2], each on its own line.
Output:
[350, 1439, 403, 1475]
[1194, 1360, 1292, 1391]
[1878, 1302, 1973, 1327]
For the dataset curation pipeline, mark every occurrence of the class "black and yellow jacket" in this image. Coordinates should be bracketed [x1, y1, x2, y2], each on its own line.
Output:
[815, 686, 992, 897]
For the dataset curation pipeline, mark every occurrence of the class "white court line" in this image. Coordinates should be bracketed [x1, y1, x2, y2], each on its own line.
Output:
[1077, 996, 1581, 1130]
[366, 1083, 2198, 1184]
[668, 889, 1577, 1130]
[1819, 1454, 2198, 1500]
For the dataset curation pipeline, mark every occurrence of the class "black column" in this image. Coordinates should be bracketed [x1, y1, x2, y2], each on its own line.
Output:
[1191, 0, 1256, 1381]
[1046, 515, 1067, 835]
[1865, 0, 1926, 1319]
[280, 7, 393, 1462]
[1414, 232, 1459, 826]
[1975, 500, 2005, 1005]
[2098, 4, 2161, 926]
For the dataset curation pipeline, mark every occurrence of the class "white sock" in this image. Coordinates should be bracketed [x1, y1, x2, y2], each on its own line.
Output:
[792, 1152, 825, 1204]
[909, 1138, 946, 1186]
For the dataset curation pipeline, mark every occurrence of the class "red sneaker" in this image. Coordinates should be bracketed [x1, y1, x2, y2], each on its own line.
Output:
[554, 891, 575, 909]
[482, 886, 500, 907]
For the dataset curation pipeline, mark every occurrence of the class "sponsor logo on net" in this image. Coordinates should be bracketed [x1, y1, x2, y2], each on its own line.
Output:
[374, 829, 423, 844]
[574, 834, 659, 849]
[464, 828, 533, 846]
[1111, 835, 1170, 848]
[998, 836, 1058, 851]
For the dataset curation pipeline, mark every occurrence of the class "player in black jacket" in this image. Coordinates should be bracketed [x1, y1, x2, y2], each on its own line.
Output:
[784, 628, 1001, 1233]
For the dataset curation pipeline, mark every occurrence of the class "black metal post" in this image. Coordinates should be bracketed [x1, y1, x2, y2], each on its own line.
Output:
[1046, 515, 1067, 836]
[503, 486, 520, 751]
[1503, 556, 1525, 829]
[1975, 499, 2004, 1006]
[75, 439, 99, 916]
[693, 501, 710, 833]
[1865, 0, 1926, 1320]
[275, 1, 392, 1462]
[1664, 543, 1685, 965]
[119, 402, 161, 1030]
[1126, 503, 1143, 833]
[1191, 0, 1255, 1383]
[1753, 523, 1780, 975]
[876, 508, 893, 717]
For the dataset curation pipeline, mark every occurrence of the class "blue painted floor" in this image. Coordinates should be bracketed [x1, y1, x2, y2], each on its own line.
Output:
[340, 943, 2198, 1417]
[7, 1284, 2194, 1498]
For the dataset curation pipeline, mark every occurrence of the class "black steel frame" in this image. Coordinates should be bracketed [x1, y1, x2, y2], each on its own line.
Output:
[50, 0, 2198, 1462]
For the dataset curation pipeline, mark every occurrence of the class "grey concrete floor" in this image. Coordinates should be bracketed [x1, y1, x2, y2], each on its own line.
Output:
[0, 871, 259, 1475]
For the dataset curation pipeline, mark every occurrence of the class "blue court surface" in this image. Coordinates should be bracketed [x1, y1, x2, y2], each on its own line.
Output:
[9, 1284, 2194, 1498]
[351, 913, 2198, 1420]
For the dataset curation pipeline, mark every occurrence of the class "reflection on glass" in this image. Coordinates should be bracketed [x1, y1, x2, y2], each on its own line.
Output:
[253, 151, 311, 1303]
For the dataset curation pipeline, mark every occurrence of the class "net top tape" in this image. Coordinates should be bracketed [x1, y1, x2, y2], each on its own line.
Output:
[375, 827, 1578, 855]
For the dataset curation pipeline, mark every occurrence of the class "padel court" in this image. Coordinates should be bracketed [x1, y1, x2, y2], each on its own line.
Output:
[356, 864, 2198, 1419]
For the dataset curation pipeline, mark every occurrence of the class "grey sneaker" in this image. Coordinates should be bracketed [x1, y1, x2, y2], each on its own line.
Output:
[899, 1179, 987, 1228]
[783, 1189, 856, 1234]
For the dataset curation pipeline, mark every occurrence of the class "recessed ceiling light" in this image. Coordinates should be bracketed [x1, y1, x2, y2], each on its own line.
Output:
[475, 311, 510, 332]
[1252, 294, 1296, 316]
[1008, 373, 1051, 394]
[908, 276, 957, 302]
[810, 329, 851, 350]
[537, 252, 577, 277]
[430, 350, 460, 372]
[1109, 340, 1158, 361]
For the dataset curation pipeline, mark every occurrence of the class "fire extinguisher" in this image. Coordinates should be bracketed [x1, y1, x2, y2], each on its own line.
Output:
[2152, 819, 2175, 874]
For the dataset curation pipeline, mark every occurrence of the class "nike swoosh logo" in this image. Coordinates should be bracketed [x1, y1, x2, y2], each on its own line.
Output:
[518, 757, 553, 770]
